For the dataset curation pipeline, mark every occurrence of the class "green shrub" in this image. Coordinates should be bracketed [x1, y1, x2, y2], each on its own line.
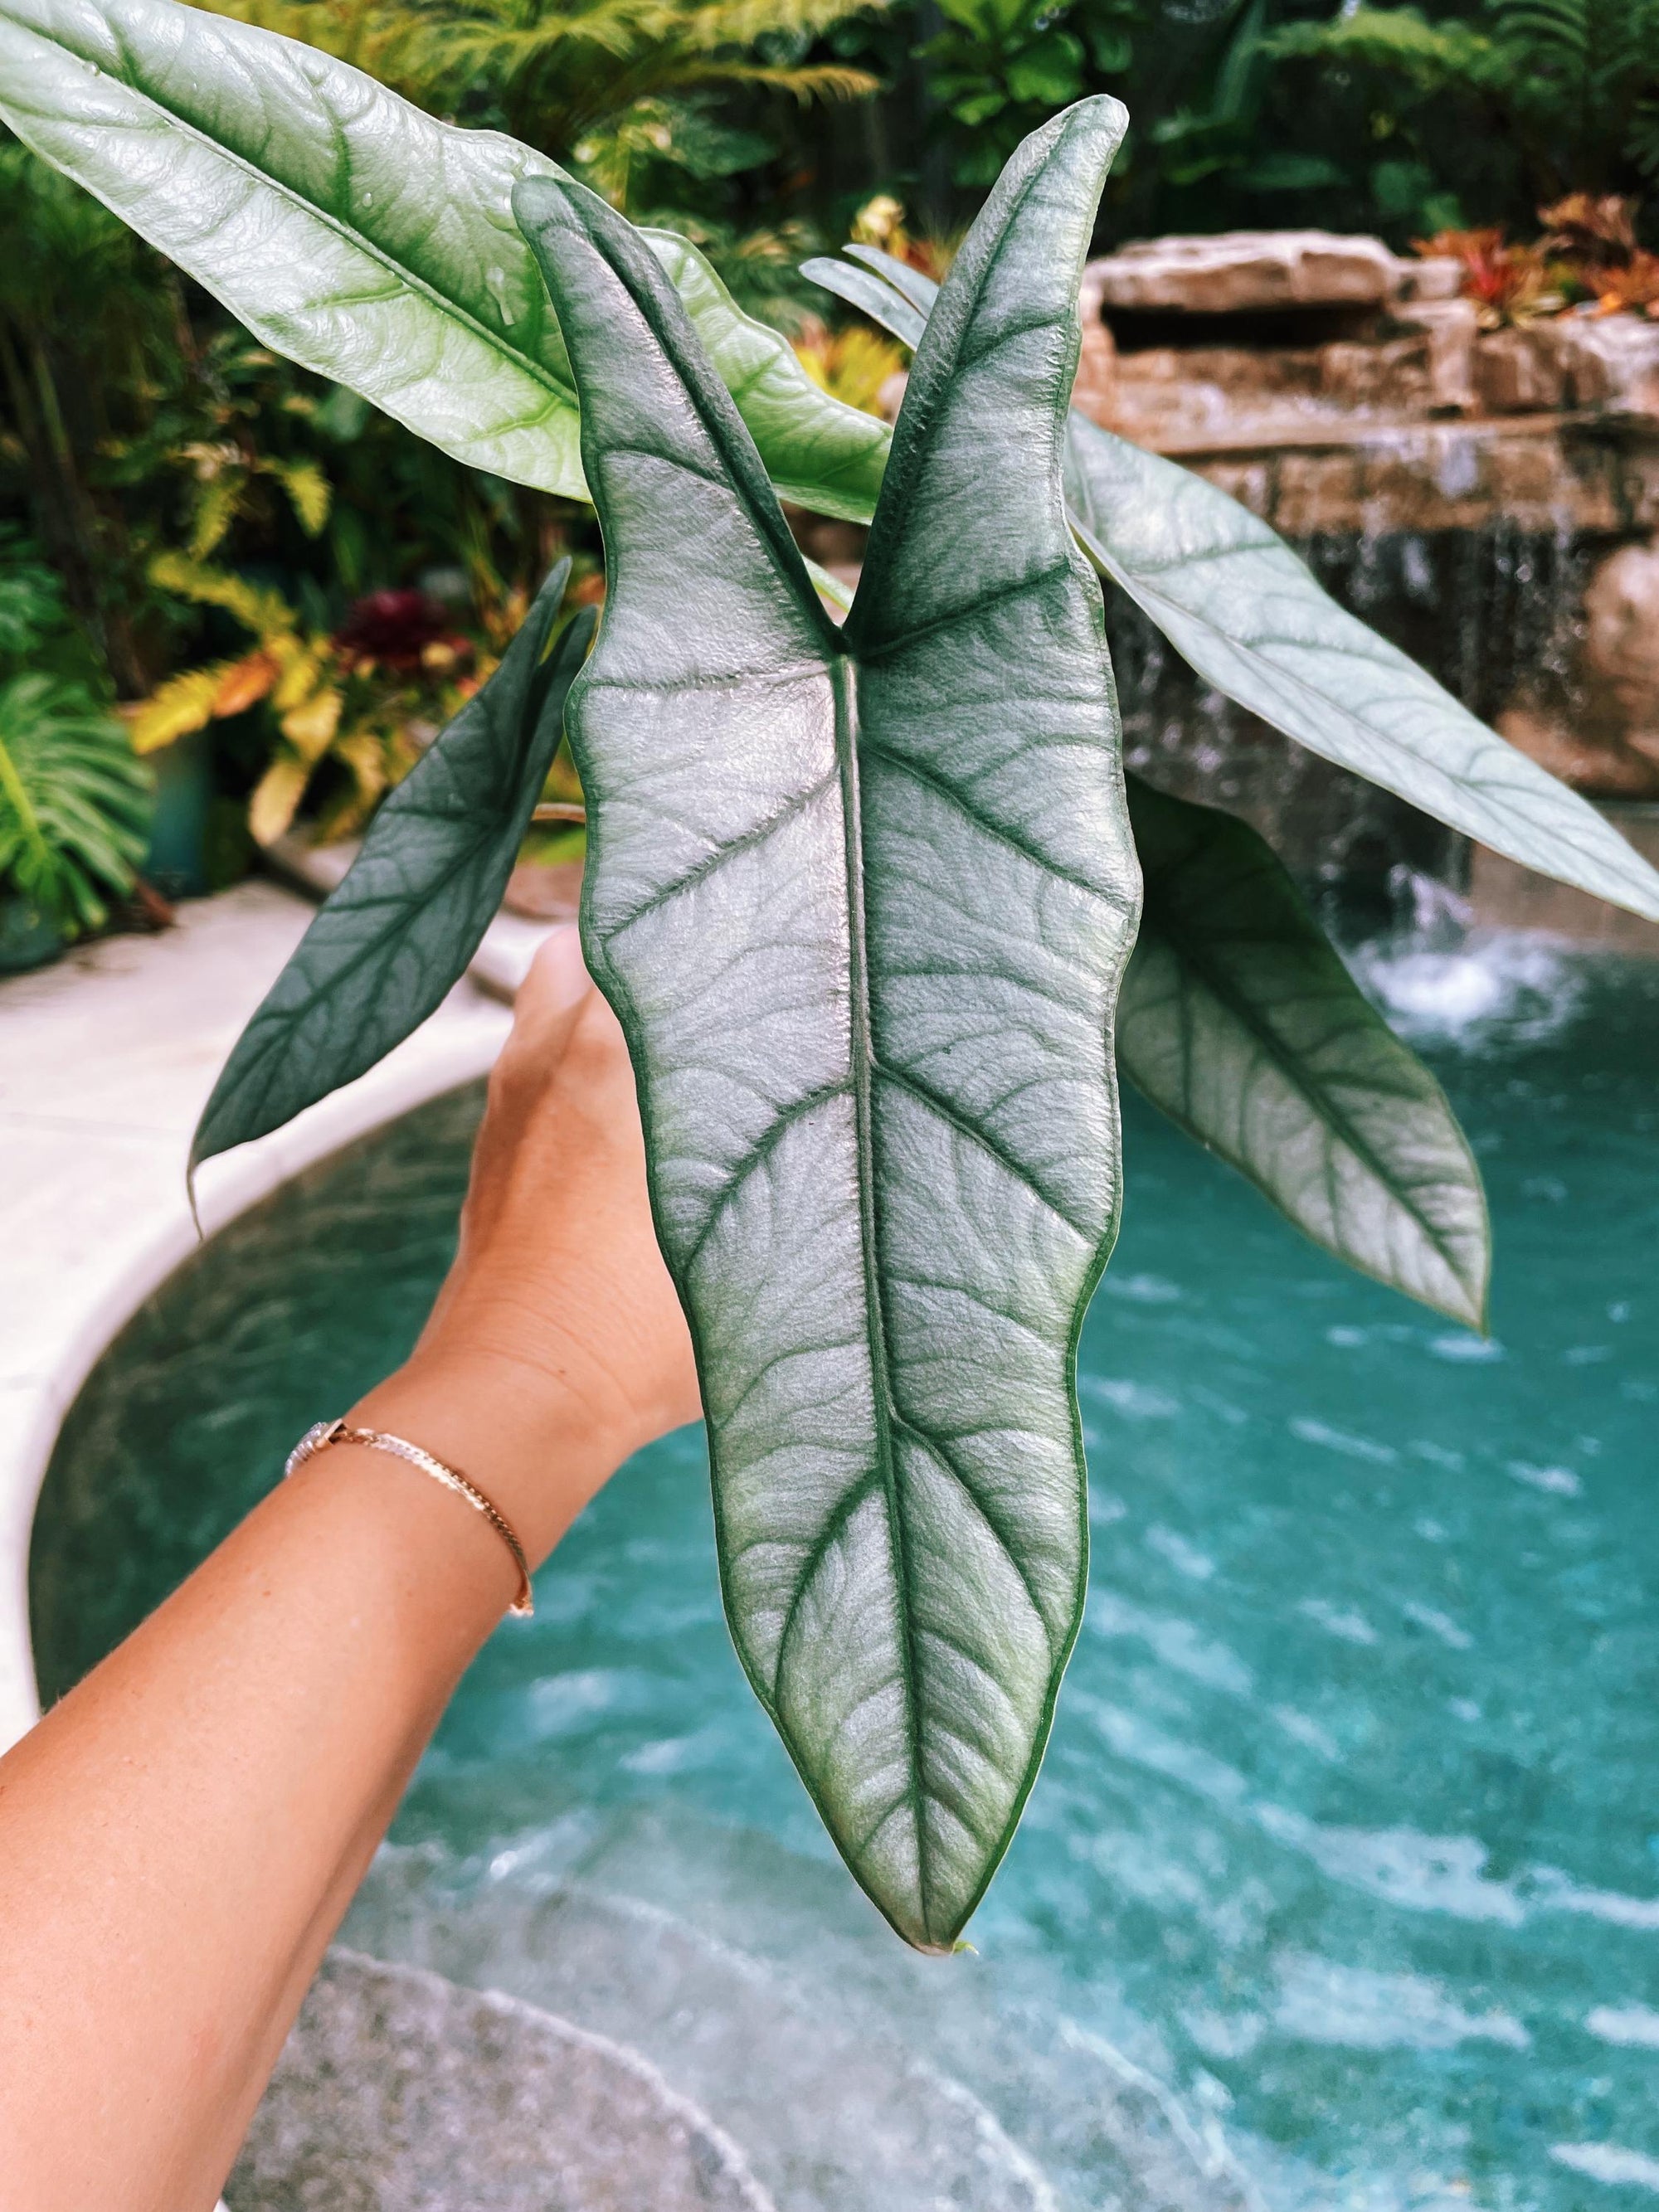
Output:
[0, 673, 151, 934]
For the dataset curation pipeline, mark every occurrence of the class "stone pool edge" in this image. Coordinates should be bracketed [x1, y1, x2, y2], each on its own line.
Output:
[0, 880, 554, 1753]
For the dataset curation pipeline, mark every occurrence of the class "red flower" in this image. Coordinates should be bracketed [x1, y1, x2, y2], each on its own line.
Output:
[333, 590, 471, 673]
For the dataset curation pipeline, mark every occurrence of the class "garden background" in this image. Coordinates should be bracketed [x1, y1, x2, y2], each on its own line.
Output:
[5, 0, 1659, 946]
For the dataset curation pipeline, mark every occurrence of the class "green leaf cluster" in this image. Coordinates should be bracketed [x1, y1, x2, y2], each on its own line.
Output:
[7, 0, 1657, 1941]
[1269, 0, 1659, 202]
[918, 0, 1140, 183]
[0, 673, 152, 931]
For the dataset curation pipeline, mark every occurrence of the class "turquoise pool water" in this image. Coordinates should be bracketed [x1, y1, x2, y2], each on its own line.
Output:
[33, 932, 1659, 2212]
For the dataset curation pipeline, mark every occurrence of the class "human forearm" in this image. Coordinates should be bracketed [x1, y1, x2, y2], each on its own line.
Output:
[0, 931, 701, 2207]
[0, 1378, 611, 2212]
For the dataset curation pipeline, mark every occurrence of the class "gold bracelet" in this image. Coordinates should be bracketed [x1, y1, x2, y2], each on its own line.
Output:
[285, 1418, 534, 1618]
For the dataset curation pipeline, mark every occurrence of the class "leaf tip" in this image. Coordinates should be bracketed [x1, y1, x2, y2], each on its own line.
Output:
[1422, 1248, 1490, 1335]
[510, 172, 564, 224]
[184, 1146, 208, 1243]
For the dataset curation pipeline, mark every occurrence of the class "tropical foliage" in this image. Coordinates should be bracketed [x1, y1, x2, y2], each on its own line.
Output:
[197, 0, 883, 318]
[0, 672, 151, 933]
[9, 0, 1649, 1937]
[4, 0, 1658, 909]
[129, 554, 491, 848]
[0, 523, 152, 933]
[1271, 0, 1659, 213]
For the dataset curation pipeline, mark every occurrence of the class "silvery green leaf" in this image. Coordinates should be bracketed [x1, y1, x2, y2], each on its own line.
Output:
[515, 95, 1137, 1950]
[0, 0, 587, 493]
[1065, 417, 1659, 925]
[800, 255, 927, 351]
[1120, 778, 1489, 1328]
[0, 0, 893, 519]
[809, 246, 1659, 927]
[192, 570, 591, 1169]
[647, 229, 890, 524]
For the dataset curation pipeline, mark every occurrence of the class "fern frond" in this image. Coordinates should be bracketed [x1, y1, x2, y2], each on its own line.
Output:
[192, 0, 885, 166]
[148, 552, 298, 642]
[682, 0, 890, 46]
[188, 473, 245, 559]
[699, 60, 880, 99]
[1267, 7, 1492, 87]
[1492, 0, 1592, 56]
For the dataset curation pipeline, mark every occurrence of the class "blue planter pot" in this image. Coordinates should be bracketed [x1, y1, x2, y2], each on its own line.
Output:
[0, 893, 69, 975]
[142, 727, 214, 900]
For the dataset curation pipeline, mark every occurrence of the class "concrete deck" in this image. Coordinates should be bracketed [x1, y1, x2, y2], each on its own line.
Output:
[0, 880, 539, 1751]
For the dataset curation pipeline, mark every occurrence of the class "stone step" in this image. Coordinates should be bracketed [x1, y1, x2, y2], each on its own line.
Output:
[343, 1814, 1262, 2212]
[345, 1861, 1059, 2212]
[230, 1947, 774, 2212]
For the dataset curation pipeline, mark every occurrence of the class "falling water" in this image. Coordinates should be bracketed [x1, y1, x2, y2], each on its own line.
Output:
[1107, 519, 1603, 935]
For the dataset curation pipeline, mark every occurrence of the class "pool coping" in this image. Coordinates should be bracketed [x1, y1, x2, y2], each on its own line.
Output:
[0, 878, 552, 1753]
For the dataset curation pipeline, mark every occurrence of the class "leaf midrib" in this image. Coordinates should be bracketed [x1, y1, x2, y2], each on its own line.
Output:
[824, 142, 1067, 1942]
[21, 14, 579, 418]
[833, 650, 934, 1934]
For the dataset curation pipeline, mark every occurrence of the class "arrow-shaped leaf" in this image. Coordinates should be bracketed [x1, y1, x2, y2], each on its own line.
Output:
[192, 566, 593, 1169]
[805, 246, 1659, 927]
[0, 0, 892, 518]
[1065, 416, 1659, 925]
[0, 0, 587, 494]
[514, 96, 1139, 1951]
[800, 251, 928, 350]
[1120, 777, 1490, 1327]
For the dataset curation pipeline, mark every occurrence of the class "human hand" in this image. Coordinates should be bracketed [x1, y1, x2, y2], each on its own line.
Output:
[355, 926, 701, 1563]
[0, 935, 704, 2208]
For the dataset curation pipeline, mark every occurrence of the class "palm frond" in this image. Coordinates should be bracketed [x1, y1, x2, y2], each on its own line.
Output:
[0, 676, 151, 932]
[700, 60, 880, 99]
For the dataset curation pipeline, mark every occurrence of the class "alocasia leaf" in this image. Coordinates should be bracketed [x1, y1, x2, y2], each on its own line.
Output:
[0, 0, 890, 518]
[646, 231, 890, 524]
[192, 566, 593, 1170]
[800, 252, 928, 351]
[514, 95, 1139, 1951]
[0, 0, 588, 495]
[1064, 418, 1659, 926]
[805, 247, 1659, 927]
[1119, 777, 1490, 1328]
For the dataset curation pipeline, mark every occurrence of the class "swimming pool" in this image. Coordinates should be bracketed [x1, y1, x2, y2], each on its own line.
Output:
[33, 931, 1659, 2211]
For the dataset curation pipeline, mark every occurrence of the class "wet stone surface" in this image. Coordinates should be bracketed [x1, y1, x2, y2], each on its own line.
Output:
[229, 1950, 774, 2212]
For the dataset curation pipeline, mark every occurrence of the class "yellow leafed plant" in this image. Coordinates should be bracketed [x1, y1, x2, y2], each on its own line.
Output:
[792, 321, 907, 416]
[128, 553, 455, 847]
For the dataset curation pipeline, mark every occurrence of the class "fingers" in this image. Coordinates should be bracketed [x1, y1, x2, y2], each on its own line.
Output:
[522, 923, 593, 1022]
[499, 925, 596, 1075]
